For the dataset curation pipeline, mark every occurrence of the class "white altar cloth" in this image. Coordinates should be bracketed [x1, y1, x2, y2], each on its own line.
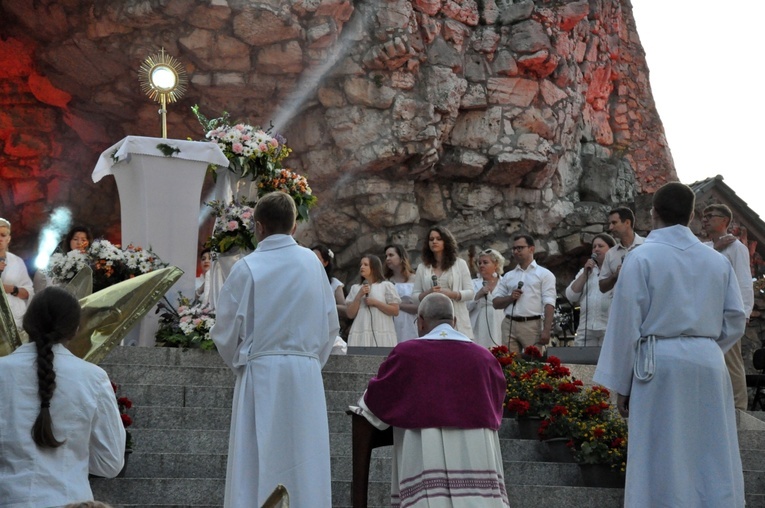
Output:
[91, 136, 228, 345]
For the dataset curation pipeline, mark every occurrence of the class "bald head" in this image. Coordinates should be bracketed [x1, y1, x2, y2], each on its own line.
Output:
[417, 293, 456, 335]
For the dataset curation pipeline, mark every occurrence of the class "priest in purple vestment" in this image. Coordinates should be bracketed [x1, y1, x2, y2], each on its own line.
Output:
[356, 293, 510, 507]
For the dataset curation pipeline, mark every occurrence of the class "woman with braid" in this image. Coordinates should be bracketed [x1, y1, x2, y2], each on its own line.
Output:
[0, 287, 125, 506]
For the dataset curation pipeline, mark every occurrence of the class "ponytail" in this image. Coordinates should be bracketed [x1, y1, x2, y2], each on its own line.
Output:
[23, 287, 81, 449]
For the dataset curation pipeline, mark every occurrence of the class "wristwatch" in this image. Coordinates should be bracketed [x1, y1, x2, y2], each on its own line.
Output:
[10, 286, 19, 297]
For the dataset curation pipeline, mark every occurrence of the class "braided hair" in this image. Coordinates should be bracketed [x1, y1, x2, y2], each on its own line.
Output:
[22, 286, 81, 448]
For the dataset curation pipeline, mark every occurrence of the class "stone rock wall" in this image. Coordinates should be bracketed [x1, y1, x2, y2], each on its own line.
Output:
[0, 0, 675, 286]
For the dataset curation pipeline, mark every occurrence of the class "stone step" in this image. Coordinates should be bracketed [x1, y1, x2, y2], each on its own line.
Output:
[131, 406, 231, 430]
[90, 477, 224, 506]
[102, 346, 386, 374]
[102, 363, 374, 393]
[123, 453, 228, 479]
[114, 384, 234, 409]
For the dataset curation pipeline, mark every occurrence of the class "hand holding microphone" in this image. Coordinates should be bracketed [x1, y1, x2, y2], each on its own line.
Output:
[585, 253, 598, 272]
[430, 274, 441, 294]
[0, 256, 5, 275]
[362, 280, 370, 299]
[511, 280, 524, 303]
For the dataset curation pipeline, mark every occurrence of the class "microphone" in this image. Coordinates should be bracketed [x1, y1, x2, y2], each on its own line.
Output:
[431, 275, 438, 288]
[362, 280, 369, 298]
[482, 279, 488, 298]
[511, 280, 523, 307]
[0, 256, 4, 274]
[587, 252, 597, 271]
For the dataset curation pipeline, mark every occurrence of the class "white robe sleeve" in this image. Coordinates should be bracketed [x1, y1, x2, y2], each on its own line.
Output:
[564, 268, 585, 303]
[211, 261, 253, 372]
[383, 281, 402, 304]
[319, 270, 340, 367]
[88, 370, 127, 477]
[718, 263, 747, 353]
[411, 264, 428, 303]
[455, 258, 475, 302]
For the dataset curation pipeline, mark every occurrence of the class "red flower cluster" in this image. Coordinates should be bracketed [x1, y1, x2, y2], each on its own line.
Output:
[506, 398, 531, 415]
[551, 405, 569, 416]
[558, 382, 582, 393]
[112, 380, 135, 450]
[584, 401, 610, 416]
[523, 345, 543, 358]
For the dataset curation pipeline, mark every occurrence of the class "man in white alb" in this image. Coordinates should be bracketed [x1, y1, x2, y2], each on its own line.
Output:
[211, 192, 339, 508]
[493, 234, 556, 353]
[599, 207, 644, 293]
[594, 182, 745, 507]
[702, 203, 754, 410]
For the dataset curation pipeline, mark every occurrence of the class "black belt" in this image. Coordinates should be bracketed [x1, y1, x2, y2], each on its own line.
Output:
[507, 315, 542, 322]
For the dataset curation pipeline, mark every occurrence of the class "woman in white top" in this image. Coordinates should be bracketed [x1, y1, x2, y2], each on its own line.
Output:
[312, 244, 347, 319]
[0, 217, 34, 329]
[0, 286, 125, 506]
[412, 226, 475, 338]
[466, 248, 506, 348]
[195, 248, 213, 299]
[383, 244, 419, 342]
[564, 233, 616, 346]
[346, 254, 400, 347]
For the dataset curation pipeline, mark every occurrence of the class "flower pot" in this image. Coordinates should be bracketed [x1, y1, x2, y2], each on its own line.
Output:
[502, 407, 517, 419]
[543, 437, 576, 463]
[515, 416, 543, 439]
[578, 463, 625, 488]
[117, 449, 133, 478]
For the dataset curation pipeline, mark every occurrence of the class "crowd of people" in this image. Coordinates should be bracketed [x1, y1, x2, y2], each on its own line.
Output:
[0, 181, 756, 506]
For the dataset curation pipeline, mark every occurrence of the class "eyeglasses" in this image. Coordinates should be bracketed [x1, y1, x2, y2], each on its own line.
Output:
[512, 245, 528, 251]
[702, 214, 727, 221]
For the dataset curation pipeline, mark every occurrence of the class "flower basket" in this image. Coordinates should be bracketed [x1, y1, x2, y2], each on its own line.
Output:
[544, 437, 576, 463]
[204, 198, 257, 254]
[490, 344, 628, 471]
[46, 239, 167, 291]
[515, 415, 543, 440]
[571, 409, 627, 473]
[155, 293, 216, 350]
[193, 105, 317, 222]
[579, 463, 626, 488]
[116, 449, 133, 478]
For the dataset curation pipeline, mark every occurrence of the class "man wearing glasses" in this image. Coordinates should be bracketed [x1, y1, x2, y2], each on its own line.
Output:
[599, 207, 644, 293]
[702, 204, 754, 410]
[493, 234, 556, 353]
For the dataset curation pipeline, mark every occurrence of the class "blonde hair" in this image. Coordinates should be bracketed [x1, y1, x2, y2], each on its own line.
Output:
[479, 248, 506, 275]
[0, 218, 10, 233]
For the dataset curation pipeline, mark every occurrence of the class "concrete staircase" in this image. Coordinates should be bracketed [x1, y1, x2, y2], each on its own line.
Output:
[90, 347, 765, 507]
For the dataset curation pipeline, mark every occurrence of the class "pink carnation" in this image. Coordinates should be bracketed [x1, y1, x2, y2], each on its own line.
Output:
[259, 143, 268, 152]
[232, 142, 244, 154]
[227, 220, 238, 231]
[269, 138, 278, 148]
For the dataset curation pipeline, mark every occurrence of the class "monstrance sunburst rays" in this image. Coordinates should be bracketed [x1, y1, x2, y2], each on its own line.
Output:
[138, 48, 188, 138]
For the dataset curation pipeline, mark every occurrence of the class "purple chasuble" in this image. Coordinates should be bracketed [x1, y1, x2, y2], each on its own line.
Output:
[363, 339, 505, 430]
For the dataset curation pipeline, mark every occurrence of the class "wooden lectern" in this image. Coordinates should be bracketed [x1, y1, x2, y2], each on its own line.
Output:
[347, 411, 393, 508]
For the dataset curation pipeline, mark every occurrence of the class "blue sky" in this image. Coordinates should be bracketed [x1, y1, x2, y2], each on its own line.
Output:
[631, 1, 765, 218]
